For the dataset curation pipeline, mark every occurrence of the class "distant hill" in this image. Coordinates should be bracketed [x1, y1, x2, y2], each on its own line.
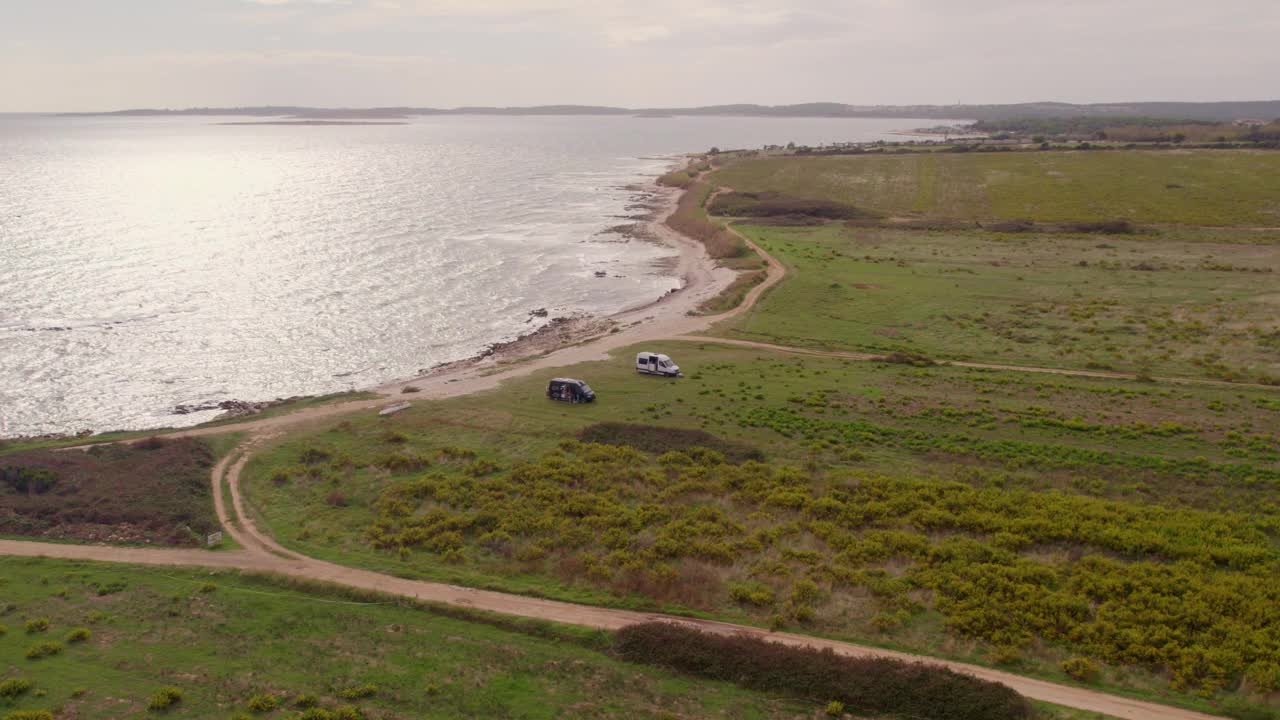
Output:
[62, 100, 1280, 122]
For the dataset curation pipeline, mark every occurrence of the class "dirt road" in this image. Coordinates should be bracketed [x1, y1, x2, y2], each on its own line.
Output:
[0, 181, 1234, 719]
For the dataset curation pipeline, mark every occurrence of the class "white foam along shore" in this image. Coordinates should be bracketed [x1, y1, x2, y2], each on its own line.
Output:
[369, 154, 738, 393]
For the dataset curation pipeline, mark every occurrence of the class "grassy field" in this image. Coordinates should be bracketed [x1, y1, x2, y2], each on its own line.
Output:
[711, 151, 1280, 226]
[709, 224, 1280, 381]
[238, 340, 1280, 714]
[0, 557, 817, 720]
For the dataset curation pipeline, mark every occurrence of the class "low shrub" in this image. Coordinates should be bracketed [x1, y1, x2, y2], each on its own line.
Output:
[246, 693, 279, 712]
[378, 452, 430, 473]
[463, 460, 499, 477]
[1062, 219, 1136, 234]
[24, 641, 62, 660]
[825, 700, 845, 717]
[577, 423, 763, 464]
[1, 466, 59, 494]
[337, 683, 377, 699]
[300, 447, 332, 465]
[3, 711, 54, 720]
[880, 352, 936, 367]
[658, 169, 695, 189]
[93, 580, 127, 596]
[438, 446, 477, 461]
[1061, 656, 1100, 682]
[709, 190, 880, 221]
[0, 678, 33, 700]
[728, 581, 776, 607]
[65, 627, 92, 643]
[293, 694, 319, 708]
[986, 219, 1036, 233]
[23, 618, 48, 634]
[614, 622, 1030, 720]
[147, 686, 183, 711]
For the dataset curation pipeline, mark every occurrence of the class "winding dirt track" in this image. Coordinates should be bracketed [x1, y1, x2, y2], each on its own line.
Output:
[1, 185, 1235, 720]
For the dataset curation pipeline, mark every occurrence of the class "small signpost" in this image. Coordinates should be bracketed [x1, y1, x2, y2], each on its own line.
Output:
[206, 531, 223, 547]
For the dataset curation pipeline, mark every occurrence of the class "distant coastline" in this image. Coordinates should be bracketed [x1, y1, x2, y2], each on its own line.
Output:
[55, 99, 1280, 123]
[215, 120, 409, 126]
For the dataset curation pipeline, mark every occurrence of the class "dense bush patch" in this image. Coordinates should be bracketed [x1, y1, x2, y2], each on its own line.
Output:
[615, 622, 1030, 720]
[246, 693, 279, 712]
[147, 686, 183, 711]
[0, 438, 217, 545]
[0, 678, 33, 700]
[3, 711, 54, 720]
[365, 441, 1280, 692]
[24, 641, 62, 660]
[709, 190, 882, 221]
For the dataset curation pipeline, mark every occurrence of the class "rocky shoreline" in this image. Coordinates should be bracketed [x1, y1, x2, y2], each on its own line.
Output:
[4, 159, 702, 441]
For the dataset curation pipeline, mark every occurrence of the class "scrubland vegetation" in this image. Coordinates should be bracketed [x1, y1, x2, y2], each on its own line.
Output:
[8, 144, 1277, 719]
[0, 438, 220, 545]
[616, 623, 1030, 720]
[360, 441, 1280, 694]
[241, 332, 1280, 715]
[228, 146, 1280, 719]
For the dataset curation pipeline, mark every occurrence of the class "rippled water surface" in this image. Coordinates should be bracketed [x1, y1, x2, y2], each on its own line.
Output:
[1, 115, 926, 436]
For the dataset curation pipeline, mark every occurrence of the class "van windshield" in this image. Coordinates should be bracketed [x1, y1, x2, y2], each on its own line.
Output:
[579, 383, 593, 393]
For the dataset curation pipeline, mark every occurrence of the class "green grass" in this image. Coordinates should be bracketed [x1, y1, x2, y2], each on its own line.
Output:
[0, 557, 812, 719]
[712, 150, 1280, 225]
[710, 224, 1280, 382]
[236, 340, 1280, 715]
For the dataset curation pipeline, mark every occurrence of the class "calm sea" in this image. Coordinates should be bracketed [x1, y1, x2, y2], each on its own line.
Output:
[0, 114, 939, 436]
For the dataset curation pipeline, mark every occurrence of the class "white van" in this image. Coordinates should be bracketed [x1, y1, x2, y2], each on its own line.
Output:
[635, 352, 681, 377]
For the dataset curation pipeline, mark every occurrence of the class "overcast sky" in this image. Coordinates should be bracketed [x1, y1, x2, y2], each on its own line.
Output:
[2, 0, 1277, 112]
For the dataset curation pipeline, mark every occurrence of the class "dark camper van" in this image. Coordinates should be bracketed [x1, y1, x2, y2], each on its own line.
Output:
[547, 378, 596, 404]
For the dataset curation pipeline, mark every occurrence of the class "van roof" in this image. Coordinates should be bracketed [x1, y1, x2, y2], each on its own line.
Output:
[550, 377, 583, 384]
